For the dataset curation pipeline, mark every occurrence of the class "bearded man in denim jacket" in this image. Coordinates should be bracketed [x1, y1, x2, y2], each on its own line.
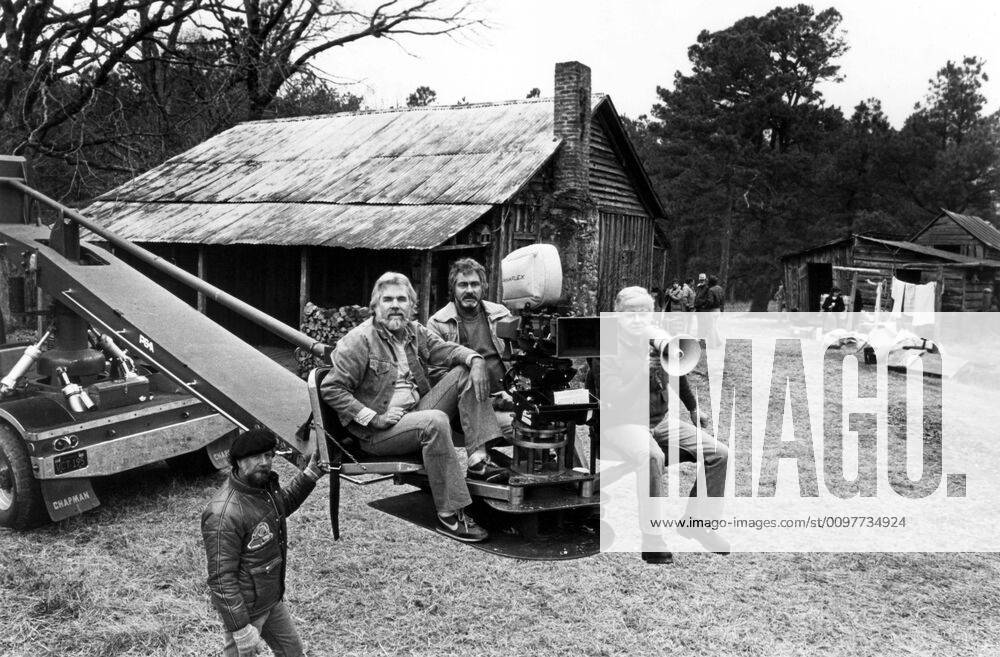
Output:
[321, 272, 507, 542]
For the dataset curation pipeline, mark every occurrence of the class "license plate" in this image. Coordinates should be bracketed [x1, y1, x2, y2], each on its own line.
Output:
[54, 450, 88, 475]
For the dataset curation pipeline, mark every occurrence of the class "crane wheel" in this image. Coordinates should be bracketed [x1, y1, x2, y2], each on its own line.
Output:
[167, 446, 220, 477]
[0, 423, 47, 529]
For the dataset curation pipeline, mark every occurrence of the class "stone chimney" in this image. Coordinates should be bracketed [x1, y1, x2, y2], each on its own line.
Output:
[543, 62, 598, 314]
[553, 61, 592, 201]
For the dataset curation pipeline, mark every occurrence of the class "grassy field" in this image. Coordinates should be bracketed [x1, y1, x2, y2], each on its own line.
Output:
[3, 335, 1000, 656]
[3, 457, 999, 657]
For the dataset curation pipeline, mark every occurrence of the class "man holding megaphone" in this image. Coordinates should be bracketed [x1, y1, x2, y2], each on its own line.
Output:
[602, 286, 730, 557]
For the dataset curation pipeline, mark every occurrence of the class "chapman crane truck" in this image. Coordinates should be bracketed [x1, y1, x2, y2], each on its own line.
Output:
[0, 156, 329, 529]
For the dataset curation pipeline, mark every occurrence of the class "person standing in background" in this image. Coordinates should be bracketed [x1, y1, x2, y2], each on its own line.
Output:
[701, 275, 724, 347]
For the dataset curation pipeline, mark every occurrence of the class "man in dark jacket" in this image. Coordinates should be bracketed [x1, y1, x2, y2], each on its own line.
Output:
[202, 429, 324, 656]
[822, 287, 846, 312]
[692, 273, 710, 310]
[706, 276, 724, 311]
[701, 275, 725, 347]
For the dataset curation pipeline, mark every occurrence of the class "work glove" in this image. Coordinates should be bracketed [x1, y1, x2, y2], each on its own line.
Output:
[232, 623, 262, 656]
[305, 449, 326, 479]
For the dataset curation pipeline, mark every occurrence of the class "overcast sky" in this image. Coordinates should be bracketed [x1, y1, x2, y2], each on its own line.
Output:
[317, 0, 1000, 127]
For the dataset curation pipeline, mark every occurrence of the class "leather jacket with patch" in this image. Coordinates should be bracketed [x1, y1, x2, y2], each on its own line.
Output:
[201, 469, 316, 631]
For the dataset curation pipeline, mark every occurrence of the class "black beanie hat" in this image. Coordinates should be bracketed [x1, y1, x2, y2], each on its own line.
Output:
[229, 428, 277, 466]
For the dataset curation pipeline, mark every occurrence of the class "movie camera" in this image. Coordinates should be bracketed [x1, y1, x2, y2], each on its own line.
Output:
[495, 245, 701, 478]
[496, 245, 600, 425]
[492, 245, 599, 476]
[496, 246, 702, 418]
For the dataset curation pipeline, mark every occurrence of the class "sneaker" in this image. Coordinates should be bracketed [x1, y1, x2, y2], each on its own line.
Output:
[466, 458, 509, 484]
[641, 551, 674, 564]
[436, 510, 489, 543]
[677, 526, 731, 555]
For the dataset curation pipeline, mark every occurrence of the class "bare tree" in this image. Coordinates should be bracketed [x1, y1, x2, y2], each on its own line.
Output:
[0, 1, 201, 161]
[204, 0, 480, 119]
[1, 0, 480, 198]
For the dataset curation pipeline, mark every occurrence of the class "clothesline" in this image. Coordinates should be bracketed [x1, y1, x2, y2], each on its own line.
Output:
[890, 277, 935, 326]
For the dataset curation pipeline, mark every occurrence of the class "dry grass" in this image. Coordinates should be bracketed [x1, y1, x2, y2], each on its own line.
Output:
[3, 457, 999, 656]
[3, 339, 1000, 656]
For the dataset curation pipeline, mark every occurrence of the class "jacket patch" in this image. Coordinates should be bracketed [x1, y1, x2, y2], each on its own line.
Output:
[247, 521, 274, 550]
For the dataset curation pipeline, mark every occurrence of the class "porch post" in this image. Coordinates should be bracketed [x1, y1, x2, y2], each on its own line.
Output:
[420, 250, 432, 323]
[197, 246, 206, 314]
[299, 247, 310, 323]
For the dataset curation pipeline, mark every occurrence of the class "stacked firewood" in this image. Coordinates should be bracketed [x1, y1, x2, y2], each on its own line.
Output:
[295, 302, 371, 378]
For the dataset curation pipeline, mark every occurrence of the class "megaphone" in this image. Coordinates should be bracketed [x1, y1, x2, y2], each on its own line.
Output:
[649, 329, 702, 376]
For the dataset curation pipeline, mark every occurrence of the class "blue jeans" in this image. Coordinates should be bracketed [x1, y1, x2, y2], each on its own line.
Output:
[600, 424, 666, 498]
[354, 367, 503, 513]
[221, 601, 304, 656]
[651, 416, 728, 498]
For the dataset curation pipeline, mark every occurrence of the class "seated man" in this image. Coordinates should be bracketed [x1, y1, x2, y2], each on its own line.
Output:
[426, 257, 514, 447]
[602, 286, 730, 558]
[321, 272, 507, 543]
[822, 287, 846, 312]
[821, 286, 846, 329]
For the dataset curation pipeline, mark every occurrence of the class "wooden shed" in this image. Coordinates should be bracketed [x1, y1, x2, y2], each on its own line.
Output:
[83, 62, 667, 344]
[780, 234, 1000, 312]
[911, 209, 1000, 260]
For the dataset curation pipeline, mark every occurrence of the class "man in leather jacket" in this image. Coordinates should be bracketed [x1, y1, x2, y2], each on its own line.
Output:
[201, 429, 324, 656]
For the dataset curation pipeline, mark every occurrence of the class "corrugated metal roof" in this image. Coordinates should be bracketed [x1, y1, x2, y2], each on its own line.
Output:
[84, 201, 492, 249]
[780, 233, 1000, 268]
[940, 210, 1000, 252]
[859, 236, 1000, 267]
[87, 98, 614, 248]
[779, 235, 853, 260]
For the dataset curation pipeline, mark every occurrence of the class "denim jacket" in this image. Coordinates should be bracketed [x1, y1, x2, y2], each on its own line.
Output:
[321, 317, 478, 426]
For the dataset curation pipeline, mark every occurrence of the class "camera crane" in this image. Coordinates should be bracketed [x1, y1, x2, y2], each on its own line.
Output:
[0, 157, 330, 529]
